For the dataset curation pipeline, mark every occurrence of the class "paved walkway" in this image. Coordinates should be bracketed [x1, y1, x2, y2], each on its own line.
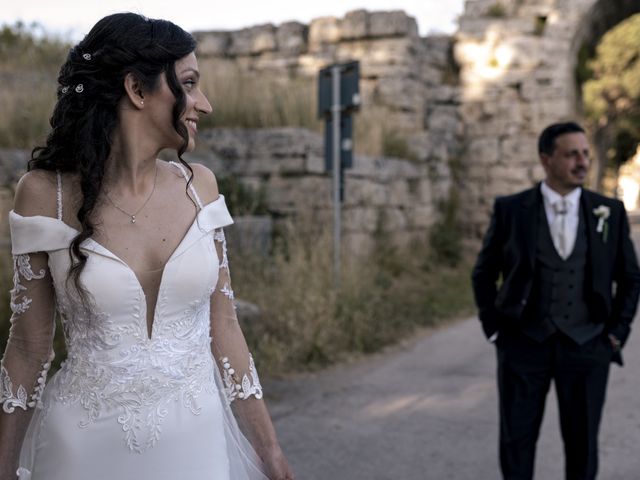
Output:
[267, 230, 640, 479]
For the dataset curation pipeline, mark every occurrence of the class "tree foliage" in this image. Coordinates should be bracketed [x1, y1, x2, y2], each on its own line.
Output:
[582, 14, 640, 168]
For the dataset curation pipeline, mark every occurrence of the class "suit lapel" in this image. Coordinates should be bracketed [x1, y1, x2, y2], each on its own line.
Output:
[520, 186, 540, 269]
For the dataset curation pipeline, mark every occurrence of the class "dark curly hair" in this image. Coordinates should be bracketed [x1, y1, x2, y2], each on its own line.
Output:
[28, 12, 197, 302]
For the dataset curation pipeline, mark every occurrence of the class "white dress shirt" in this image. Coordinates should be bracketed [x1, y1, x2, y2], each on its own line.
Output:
[540, 182, 582, 258]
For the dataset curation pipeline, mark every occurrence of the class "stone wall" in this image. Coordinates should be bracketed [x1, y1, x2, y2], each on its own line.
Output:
[193, 9, 463, 182]
[455, 0, 640, 237]
[0, 126, 448, 254]
[181, 127, 447, 252]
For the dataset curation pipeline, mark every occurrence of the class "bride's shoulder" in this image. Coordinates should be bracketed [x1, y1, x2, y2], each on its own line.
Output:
[188, 163, 220, 205]
[14, 169, 59, 218]
[163, 160, 220, 205]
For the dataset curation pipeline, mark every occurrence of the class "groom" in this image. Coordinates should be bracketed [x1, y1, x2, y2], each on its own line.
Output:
[472, 121, 640, 480]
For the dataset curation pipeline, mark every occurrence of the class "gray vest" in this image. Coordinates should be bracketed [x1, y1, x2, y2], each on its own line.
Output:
[521, 202, 603, 344]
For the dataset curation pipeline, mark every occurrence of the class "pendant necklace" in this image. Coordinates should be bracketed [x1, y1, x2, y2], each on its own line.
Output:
[105, 165, 158, 224]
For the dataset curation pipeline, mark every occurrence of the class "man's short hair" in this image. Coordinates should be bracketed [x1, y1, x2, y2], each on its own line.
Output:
[538, 122, 585, 156]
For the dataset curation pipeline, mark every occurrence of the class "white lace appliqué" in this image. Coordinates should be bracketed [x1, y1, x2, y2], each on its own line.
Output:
[213, 229, 229, 269]
[214, 228, 236, 302]
[1, 253, 52, 413]
[220, 354, 263, 403]
[52, 289, 217, 453]
[10, 254, 45, 315]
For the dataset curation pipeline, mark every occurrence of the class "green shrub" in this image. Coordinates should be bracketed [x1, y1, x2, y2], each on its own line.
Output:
[429, 190, 463, 267]
[217, 176, 268, 216]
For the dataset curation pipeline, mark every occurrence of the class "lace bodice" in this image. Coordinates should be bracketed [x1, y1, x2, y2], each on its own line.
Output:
[1, 168, 264, 475]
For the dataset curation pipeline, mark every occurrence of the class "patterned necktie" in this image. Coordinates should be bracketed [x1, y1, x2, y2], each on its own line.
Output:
[551, 199, 569, 259]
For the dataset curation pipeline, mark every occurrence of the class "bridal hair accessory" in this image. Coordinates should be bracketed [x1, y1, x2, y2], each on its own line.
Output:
[61, 84, 84, 94]
[82, 53, 92, 60]
[593, 205, 610, 242]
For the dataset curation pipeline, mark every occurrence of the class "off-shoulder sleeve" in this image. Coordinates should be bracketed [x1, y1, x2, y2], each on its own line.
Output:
[203, 198, 263, 404]
[1, 212, 61, 478]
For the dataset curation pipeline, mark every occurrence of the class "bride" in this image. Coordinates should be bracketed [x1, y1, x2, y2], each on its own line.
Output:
[0, 12, 293, 480]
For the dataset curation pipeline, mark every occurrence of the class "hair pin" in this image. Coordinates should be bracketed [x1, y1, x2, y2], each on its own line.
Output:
[61, 86, 69, 94]
[75, 84, 84, 93]
[82, 53, 92, 61]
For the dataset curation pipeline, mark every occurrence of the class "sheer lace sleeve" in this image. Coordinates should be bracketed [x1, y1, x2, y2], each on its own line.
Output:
[0, 250, 56, 478]
[210, 228, 263, 404]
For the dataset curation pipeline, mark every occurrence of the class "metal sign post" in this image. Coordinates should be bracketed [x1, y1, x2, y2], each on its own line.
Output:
[318, 61, 360, 287]
[331, 66, 342, 287]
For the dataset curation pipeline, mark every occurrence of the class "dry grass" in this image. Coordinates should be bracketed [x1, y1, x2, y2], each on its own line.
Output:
[232, 213, 474, 374]
[0, 75, 57, 148]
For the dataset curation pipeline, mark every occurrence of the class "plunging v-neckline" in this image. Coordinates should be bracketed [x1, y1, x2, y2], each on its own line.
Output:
[54, 201, 215, 341]
[84, 217, 198, 341]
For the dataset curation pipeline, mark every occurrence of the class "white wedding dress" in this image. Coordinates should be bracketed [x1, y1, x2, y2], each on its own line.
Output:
[0, 164, 268, 479]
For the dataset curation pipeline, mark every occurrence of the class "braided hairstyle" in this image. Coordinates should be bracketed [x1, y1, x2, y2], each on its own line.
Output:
[28, 12, 197, 302]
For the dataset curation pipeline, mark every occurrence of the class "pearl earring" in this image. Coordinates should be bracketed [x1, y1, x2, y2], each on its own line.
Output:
[140, 100, 144, 105]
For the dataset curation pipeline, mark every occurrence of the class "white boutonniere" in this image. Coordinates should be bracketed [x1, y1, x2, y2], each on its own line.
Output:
[593, 205, 610, 242]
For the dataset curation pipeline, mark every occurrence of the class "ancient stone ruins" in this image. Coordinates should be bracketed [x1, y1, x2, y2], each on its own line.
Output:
[2, 0, 639, 251]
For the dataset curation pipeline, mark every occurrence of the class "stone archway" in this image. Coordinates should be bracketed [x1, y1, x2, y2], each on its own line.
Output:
[455, 0, 640, 238]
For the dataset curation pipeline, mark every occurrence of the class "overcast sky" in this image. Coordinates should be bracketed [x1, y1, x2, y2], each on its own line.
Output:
[0, 0, 465, 39]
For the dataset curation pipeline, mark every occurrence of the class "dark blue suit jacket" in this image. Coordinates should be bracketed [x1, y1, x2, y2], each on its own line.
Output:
[472, 185, 640, 365]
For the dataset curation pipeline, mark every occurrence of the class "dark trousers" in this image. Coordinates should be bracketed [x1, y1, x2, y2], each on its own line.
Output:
[496, 329, 612, 480]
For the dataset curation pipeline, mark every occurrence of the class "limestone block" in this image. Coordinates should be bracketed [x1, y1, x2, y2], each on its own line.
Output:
[467, 137, 500, 165]
[228, 24, 277, 56]
[425, 85, 461, 104]
[380, 207, 408, 231]
[342, 207, 379, 233]
[406, 132, 431, 162]
[337, 37, 417, 76]
[375, 76, 426, 112]
[419, 64, 445, 86]
[252, 54, 300, 73]
[309, 17, 341, 52]
[305, 153, 326, 175]
[369, 11, 418, 38]
[426, 105, 461, 135]
[198, 128, 252, 161]
[276, 22, 308, 55]
[499, 136, 538, 164]
[340, 10, 369, 40]
[421, 35, 454, 68]
[406, 204, 437, 229]
[343, 177, 389, 207]
[417, 178, 434, 202]
[250, 128, 323, 160]
[297, 53, 335, 75]
[388, 179, 413, 206]
[266, 175, 332, 213]
[350, 155, 421, 181]
[194, 31, 231, 57]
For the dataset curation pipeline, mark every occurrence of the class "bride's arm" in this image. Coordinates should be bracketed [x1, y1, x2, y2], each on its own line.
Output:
[1, 175, 57, 480]
[192, 164, 293, 480]
[209, 226, 294, 480]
